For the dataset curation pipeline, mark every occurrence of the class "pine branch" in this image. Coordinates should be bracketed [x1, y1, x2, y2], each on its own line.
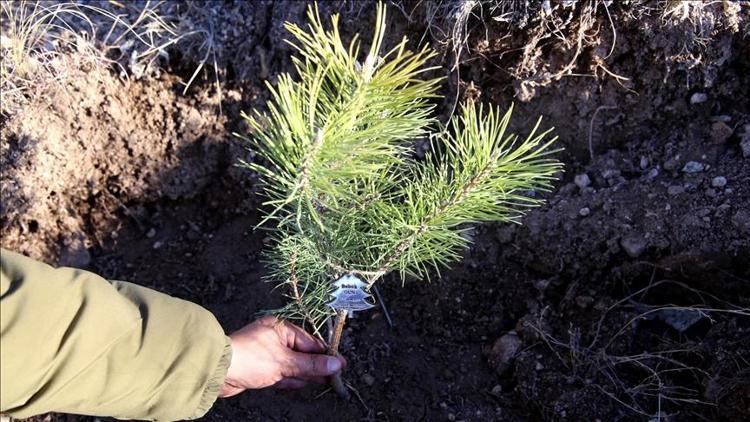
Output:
[240, 2, 441, 231]
[242, 3, 564, 379]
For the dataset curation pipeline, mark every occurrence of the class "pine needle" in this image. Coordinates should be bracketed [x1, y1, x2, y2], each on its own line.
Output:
[240, 1, 563, 331]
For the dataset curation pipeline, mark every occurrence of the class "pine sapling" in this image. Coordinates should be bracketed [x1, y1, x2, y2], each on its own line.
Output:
[239, 2, 563, 398]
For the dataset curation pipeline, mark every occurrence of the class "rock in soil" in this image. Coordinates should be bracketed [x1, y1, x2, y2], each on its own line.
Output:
[710, 121, 733, 144]
[648, 308, 706, 332]
[488, 331, 522, 375]
[741, 137, 750, 158]
[362, 373, 375, 386]
[682, 161, 705, 173]
[711, 176, 727, 188]
[620, 233, 648, 258]
[690, 92, 708, 104]
[574, 173, 591, 189]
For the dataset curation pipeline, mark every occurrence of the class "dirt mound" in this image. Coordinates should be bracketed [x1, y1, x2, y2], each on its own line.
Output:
[0, 60, 230, 265]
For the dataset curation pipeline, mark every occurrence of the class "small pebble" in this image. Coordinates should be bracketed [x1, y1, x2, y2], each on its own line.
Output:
[579, 207, 591, 217]
[682, 161, 704, 173]
[711, 121, 733, 144]
[535, 362, 544, 371]
[711, 176, 727, 188]
[146, 228, 156, 238]
[152, 241, 163, 250]
[574, 173, 591, 189]
[362, 374, 375, 386]
[620, 233, 648, 258]
[690, 92, 708, 104]
[639, 156, 649, 170]
[491, 384, 503, 396]
[489, 332, 522, 375]
[741, 138, 750, 159]
[668, 185, 685, 196]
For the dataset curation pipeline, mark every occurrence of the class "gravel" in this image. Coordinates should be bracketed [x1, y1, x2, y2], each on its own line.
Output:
[711, 176, 727, 188]
[574, 173, 591, 189]
[362, 373, 375, 386]
[620, 233, 648, 258]
[690, 92, 708, 104]
[682, 161, 705, 173]
[741, 138, 750, 159]
[710, 121, 733, 144]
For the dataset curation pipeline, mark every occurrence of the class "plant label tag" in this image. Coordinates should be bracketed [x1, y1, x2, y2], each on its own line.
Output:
[326, 274, 376, 312]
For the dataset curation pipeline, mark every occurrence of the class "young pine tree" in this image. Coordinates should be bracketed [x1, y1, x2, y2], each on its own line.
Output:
[239, 2, 562, 397]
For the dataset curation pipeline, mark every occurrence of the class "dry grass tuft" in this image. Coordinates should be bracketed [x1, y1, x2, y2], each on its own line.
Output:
[0, 0, 216, 117]
[1, 1, 103, 116]
[524, 279, 750, 420]
[392, 0, 748, 103]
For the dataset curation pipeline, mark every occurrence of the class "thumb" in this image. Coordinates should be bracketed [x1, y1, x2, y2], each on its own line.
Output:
[282, 351, 344, 378]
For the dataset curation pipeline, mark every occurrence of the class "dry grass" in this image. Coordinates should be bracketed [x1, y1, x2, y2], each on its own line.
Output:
[391, 0, 747, 104]
[524, 279, 750, 420]
[1, 1, 102, 115]
[0, 0, 216, 117]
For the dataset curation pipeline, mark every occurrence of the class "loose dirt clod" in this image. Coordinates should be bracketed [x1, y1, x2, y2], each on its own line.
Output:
[488, 331, 522, 375]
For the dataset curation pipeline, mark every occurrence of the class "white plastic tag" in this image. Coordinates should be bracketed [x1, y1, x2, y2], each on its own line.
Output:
[326, 274, 376, 312]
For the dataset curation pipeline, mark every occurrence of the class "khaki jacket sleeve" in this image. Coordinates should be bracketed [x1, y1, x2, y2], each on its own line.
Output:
[0, 248, 232, 421]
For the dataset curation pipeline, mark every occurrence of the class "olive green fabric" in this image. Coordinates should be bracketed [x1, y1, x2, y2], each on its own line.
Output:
[0, 248, 232, 421]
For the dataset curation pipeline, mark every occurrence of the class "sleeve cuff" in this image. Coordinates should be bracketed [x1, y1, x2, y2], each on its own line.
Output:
[190, 335, 233, 419]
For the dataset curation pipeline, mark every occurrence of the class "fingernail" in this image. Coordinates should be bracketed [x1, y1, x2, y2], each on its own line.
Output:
[327, 357, 342, 373]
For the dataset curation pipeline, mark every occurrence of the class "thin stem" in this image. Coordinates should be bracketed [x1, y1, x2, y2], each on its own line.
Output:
[288, 252, 324, 341]
[327, 309, 350, 399]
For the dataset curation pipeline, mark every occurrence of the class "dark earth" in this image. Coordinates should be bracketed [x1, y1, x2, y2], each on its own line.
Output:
[2, 1, 749, 421]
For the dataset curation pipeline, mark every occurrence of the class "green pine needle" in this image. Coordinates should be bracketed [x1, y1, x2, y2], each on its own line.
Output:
[239, 2, 563, 334]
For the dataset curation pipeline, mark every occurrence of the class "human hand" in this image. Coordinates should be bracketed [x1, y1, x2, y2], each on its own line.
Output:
[218, 316, 346, 397]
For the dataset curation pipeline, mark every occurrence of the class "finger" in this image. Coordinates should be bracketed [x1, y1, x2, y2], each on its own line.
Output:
[300, 376, 327, 385]
[274, 378, 307, 390]
[282, 351, 344, 378]
[281, 321, 327, 353]
[338, 354, 348, 369]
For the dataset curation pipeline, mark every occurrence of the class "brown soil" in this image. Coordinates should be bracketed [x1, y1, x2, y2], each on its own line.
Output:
[3, 1, 749, 421]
